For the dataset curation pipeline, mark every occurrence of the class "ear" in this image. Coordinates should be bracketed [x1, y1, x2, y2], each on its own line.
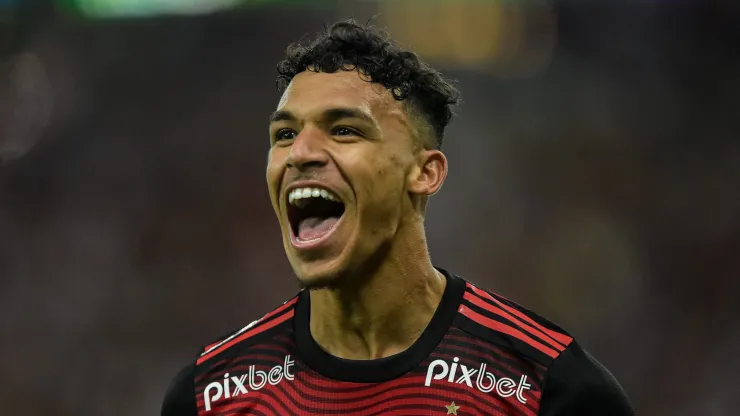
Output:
[408, 149, 448, 197]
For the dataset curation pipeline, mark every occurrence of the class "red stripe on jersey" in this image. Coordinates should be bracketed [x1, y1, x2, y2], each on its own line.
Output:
[458, 305, 559, 359]
[463, 292, 566, 352]
[468, 284, 573, 347]
[197, 309, 295, 365]
[203, 341, 219, 353]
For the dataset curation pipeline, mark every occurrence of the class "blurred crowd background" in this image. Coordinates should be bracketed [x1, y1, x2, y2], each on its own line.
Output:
[1, 0, 739, 415]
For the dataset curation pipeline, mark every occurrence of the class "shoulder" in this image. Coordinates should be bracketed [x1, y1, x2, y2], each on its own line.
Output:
[196, 294, 300, 366]
[160, 294, 300, 416]
[453, 279, 574, 367]
[538, 341, 635, 415]
[161, 361, 196, 416]
[452, 278, 633, 415]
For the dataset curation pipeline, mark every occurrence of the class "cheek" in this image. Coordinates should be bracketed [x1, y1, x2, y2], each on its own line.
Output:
[266, 148, 286, 181]
[359, 155, 408, 208]
[381, 153, 411, 187]
[266, 161, 279, 184]
[265, 152, 284, 205]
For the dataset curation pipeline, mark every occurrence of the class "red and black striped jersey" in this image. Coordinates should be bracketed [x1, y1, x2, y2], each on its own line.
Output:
[162, 270, 633, 415]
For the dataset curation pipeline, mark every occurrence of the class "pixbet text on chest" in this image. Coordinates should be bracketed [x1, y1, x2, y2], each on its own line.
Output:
[202, 356, 295, 411]
[424, 356, 532, 404]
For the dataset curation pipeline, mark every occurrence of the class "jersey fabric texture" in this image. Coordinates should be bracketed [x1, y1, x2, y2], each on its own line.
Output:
[162, 269, 634, 415]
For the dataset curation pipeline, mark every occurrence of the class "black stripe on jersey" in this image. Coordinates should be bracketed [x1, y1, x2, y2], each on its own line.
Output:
[454, 310, 555, 367]
[271, 332, 296, 345]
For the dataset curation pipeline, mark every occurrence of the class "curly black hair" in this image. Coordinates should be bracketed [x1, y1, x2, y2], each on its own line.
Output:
[276, 19, 461, 150]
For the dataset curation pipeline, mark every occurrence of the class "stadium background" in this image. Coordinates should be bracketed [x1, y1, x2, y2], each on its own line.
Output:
[1, 0, 739, 414]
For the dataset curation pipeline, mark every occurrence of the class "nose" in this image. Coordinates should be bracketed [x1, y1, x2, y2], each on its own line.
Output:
[285, 127, 329, 171]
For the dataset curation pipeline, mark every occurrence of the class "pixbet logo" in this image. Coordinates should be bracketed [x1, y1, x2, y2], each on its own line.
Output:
[203, 355, 295, 411]
[424, 357, 532, 404]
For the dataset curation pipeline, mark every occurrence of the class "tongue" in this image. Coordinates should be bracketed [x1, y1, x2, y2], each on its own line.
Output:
[297, 216, 340, 241]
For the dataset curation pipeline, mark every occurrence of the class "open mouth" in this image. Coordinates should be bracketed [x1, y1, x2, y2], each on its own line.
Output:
[287, 186, 346, 244]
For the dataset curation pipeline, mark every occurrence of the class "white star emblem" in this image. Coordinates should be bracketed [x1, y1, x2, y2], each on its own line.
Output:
[445, 401, 461, 415]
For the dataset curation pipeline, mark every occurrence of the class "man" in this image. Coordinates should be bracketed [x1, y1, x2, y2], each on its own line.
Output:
[162, 20, 634, 415]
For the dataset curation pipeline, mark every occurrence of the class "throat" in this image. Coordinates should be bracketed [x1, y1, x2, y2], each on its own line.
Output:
[308, 269, 448, 360]
[312, 311, 425, 360]
[297, 216, 340, 241]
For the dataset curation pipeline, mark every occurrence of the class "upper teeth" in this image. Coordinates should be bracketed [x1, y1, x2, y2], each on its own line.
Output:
[288, 187, 339, 206]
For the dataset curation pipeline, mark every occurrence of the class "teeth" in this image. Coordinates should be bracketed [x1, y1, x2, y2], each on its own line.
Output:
[288, 187, 340, 206]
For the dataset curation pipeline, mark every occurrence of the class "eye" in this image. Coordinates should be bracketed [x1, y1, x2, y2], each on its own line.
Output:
[274, 128, 297, 142]
[332, 126, 359, 137]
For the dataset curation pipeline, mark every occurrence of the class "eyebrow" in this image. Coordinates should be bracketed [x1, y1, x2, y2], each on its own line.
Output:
[269, 108, 376, 126]
[269, 110, 295, 123]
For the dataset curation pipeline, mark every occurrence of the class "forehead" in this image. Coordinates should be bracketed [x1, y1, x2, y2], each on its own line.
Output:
[276, 70, 405, 120]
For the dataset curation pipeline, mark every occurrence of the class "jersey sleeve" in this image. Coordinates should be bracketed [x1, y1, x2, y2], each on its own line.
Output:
[161, 362, 197, 416]
[538, 342, 635, 416]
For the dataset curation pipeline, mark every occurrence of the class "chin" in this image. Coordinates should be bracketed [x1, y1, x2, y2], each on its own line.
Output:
[282, 220, 358, 290]
[293, 265, 345, 291]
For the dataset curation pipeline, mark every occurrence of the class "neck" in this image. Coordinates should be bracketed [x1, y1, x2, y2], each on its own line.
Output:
[308, 220, 446, 360]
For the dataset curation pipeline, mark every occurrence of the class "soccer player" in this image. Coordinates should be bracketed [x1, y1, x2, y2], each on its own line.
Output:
[161, 20, 634, 416]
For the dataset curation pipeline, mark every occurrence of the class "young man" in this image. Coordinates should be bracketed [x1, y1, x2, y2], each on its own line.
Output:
[162, 20, 634, 415]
